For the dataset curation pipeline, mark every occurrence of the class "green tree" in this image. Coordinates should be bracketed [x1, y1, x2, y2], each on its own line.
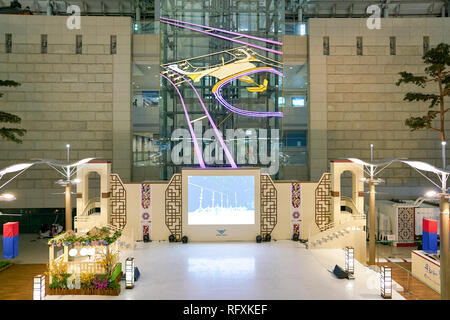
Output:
[0, 80, 26, 143]
[396, 43, 450, 142]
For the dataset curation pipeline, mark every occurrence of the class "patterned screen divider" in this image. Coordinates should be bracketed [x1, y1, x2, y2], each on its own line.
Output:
[110, 173, 127, 230]
[315, 173, 332, 232]
[165, 173, 182, 241]
[397, 207, 415, 245]
[260, 174, 277, 236]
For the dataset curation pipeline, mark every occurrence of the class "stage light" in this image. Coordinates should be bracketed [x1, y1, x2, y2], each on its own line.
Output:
[125, 257, 135, 289]
[33, 275, 45, 300]
[380, 265, 392, 299]
[256, 235, 262, 243]
[182, 236, 188, 243]
[0, 193, 16, 201]
[345, 246, 354, 275]
[425, 190, 438, 198]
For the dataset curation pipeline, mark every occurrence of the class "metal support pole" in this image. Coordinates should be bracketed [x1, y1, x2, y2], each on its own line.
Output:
[440, 195, 450, 299]
[442, 141, 446, 169]
[65, 183, 72, 231]
[369, 181, 376, 265]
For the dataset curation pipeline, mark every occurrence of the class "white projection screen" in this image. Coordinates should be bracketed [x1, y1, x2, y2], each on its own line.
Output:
[188, 175, 255, 225]
[181, 168, 261, 241]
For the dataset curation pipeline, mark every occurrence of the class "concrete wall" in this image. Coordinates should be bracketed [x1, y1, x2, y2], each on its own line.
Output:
[0, 15, 132, 208]
[309, 18, 450, 199]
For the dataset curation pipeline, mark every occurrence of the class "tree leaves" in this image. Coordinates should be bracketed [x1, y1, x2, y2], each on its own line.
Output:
[0, 80, 26, 143]
[395, 71, 427, 87]
[403, 92, 441, 108]
[397, 42, 450, 140]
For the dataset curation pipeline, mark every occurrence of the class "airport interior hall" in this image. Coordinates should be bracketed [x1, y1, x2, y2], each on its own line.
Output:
[0, 0, 449, 304]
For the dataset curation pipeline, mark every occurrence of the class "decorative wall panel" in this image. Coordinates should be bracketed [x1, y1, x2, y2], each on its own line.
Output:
[110, 174, 127, 230]
[315, 173, 332, 232]
[291, 182, 301, 238]
[397, 207, 415, 244]
[260, 174, 277, 236]
[165, 174, 182, 241]
[141, 183, 151, 239]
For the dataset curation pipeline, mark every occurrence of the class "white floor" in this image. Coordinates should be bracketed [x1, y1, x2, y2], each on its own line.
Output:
[46, 240, 404, 300]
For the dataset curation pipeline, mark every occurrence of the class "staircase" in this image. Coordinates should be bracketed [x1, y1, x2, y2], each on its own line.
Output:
[306, 218, 366, 249]
[74, 197, 102, 232]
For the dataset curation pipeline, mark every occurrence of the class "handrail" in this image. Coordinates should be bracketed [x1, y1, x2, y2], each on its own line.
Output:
[81, 197, 100, 216]
[341, 196, 366, 218]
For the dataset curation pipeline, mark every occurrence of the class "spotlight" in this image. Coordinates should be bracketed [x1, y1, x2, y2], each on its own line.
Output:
[425, 190, 438, 198]
[256, 235, 262, 243]
[182, 236, 188, 243]
[0, 193, 16, 201]
[168, 234, 175, 242]
[264, 234, 271, 242]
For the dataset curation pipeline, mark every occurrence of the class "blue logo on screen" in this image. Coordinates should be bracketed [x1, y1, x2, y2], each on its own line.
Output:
[217, 229, 227, 236]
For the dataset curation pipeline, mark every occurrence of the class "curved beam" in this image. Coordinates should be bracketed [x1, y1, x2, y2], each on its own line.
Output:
[212, 67, 284, 118]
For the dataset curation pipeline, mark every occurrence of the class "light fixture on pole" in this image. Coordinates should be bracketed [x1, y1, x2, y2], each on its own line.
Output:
[33, 274, 46, 300]
[33, 145, 94, 231]
[347, 144, 398, 266]
[0, 193, 16, 201]
[125, 257, 135, 289]
[400, 159, 450, 300]
[380, 265, 392, 299]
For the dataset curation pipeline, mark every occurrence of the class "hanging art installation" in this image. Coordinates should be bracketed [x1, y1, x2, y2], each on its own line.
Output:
[159, 18, 284, 169]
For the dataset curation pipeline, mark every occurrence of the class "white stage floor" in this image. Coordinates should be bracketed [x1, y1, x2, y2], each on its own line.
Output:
[46, 240, 404, 300]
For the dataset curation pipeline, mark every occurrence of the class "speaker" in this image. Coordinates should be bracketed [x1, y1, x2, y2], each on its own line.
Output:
[332, 265, 348, 279]
[134, 267, 140, 281]
[168, 234, 175, 242]
[182, 236, 188, 243]
[264, 234, 271, 242]
[256, 235, 262, 243]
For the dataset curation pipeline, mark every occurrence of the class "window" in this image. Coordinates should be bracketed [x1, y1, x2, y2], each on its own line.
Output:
[76, 35, 82, 54]
[323, 36, 329, 55]
[282, 131, 307, 147]
[278, 96, 285, 107]
[5, 33, 12, 53]
[292, 96, 305, 108]
[356, 36, 363, 56]
[41, 34, 47, 54]
[110, 35, 117, 54]
[389, 36, 396, 55]
[423, 36, 429, 55]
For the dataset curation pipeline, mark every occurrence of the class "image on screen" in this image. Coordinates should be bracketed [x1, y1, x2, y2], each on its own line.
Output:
[188, 176, 255, 225]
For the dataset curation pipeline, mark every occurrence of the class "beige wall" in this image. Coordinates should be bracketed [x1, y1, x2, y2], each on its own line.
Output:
[309, 18, 450, 199]
[271, 182, 292, 240]
[0, 15, 132, 208]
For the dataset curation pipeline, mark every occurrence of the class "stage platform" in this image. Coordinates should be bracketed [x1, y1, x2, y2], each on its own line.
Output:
[46, 241, 404, 300]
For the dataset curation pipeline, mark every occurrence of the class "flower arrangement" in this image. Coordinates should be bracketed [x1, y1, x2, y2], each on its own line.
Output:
[46, 260, 70, 289]
[48, 227, 121, 247]
[99, 247, 119, 276]
[92, 275, 109, 290]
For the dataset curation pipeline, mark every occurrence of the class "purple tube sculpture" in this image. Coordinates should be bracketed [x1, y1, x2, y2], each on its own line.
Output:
[160, 73, 206, 168]
[213, 68, 284, 118]
[181, 77, 238, 168]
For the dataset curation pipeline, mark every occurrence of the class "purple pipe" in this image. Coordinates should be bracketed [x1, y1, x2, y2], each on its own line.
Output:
[160, 19, 283, 55]
[181, 76, 238, 168]
[213, 68, 284, 118]
[160, 73, 206, 168]
[160, 17, 283, 46]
